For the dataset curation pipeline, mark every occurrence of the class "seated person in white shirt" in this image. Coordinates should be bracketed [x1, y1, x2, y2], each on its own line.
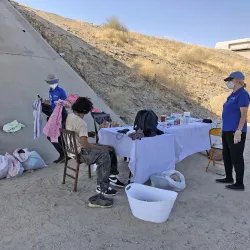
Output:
[66, 97, 125, 208]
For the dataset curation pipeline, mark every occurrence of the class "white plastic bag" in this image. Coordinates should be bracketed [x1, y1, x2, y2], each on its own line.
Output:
[5, 153, 24, 177]
[13, 149, 47, 170]
[0, 155, 9, 179]
[150, 170, 186, 192]
[13, 148, 30, 162]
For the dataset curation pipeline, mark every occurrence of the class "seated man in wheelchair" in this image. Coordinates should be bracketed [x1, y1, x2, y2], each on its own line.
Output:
[66, 97, 125, 208]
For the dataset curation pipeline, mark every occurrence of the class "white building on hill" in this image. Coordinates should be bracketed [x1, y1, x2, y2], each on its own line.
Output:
[215, 38, 250, 59]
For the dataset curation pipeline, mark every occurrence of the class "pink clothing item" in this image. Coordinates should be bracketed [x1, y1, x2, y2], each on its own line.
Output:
[67, 94, 102, 112]
[67, 94, 80, 104]
[43, 99, 66, 143]
[92, 107, 101, 113]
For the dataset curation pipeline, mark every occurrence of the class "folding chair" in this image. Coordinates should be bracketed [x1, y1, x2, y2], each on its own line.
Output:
[91, 112, 112, 143]
[205, 128, 223, 172]
[61, 129, 91, 192]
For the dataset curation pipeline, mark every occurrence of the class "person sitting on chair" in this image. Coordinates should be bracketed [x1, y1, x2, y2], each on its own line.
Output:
[66, 97, 125, 208]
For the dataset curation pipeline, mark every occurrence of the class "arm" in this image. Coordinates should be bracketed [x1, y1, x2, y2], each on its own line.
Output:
[237, 92, 249, 132]
[61, 89, 67, 101]
[80, 136, 111, 150]
[234, 93, 249, 144]
[237, 107, 248, 131]
[77, 122, 110, 150]
[65, 102, 71, 109]
[60, 89, 71, 108]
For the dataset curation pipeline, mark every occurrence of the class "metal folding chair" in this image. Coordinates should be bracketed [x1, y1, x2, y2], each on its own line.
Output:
[91, 112, 112, 143]
[206, 128, 224, 172]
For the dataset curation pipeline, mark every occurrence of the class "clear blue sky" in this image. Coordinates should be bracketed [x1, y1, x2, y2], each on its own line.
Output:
[17, 0, 250, 47]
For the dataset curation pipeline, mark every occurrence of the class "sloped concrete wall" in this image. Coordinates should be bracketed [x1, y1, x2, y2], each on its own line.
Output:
[0, 0, 121, 162]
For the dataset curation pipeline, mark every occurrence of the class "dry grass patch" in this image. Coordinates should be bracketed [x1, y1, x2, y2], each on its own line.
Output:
[132, 58, 185, 92]
[132, 58, 171, 81]
[97, 29, 130, 46]
[209, 60, 249, 73]
[178, 45, 210, 64]
[103, 16, 128, 32]
[108, 89, 129, 116]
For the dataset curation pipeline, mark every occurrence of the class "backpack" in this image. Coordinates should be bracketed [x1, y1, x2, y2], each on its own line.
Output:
[134, 109, 160, 137]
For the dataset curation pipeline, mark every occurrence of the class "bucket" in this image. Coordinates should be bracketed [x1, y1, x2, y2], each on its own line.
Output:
[125, 183, 178, 223]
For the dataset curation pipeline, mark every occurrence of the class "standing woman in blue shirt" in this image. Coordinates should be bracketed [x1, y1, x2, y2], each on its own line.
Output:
[216, 72, 249, 190]
[42, 73, 69, 163]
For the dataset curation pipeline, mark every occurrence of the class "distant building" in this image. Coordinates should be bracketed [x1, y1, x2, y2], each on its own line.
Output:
[215, 38, 250, 59]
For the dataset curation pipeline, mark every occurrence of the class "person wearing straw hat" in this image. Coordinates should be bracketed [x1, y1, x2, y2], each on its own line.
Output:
[43, 73, 67, 109]
[216, 72, 249, 191]
[42, 73, 69, 163]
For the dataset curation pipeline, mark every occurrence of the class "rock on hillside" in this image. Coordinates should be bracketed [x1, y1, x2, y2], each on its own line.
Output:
[12, 1, 250, 123]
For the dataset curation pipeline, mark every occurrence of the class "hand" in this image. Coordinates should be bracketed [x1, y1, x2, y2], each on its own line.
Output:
[234, 130, 242, 144]
[102, 145, 113, 151]
[43, 100, 50, 105]
[65, 102, 71, 109]
[88, 131, 96, 138]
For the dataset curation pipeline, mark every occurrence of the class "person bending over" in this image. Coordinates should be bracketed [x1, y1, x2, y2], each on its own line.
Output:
[66, 97, 125, 208]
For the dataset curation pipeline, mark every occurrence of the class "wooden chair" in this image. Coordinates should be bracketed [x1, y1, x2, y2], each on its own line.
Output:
[205, 128, 223, 172]
[61, 129, 91, 192]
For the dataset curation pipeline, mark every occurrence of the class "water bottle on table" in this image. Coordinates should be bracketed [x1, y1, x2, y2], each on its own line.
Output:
[183, 112, 191, 124]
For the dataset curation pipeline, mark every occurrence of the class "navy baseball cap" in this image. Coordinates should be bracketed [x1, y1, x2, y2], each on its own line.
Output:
[224, 71, 245, 82]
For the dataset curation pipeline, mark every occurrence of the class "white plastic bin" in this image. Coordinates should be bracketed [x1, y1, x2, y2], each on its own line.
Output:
[125, 183, 178, 223]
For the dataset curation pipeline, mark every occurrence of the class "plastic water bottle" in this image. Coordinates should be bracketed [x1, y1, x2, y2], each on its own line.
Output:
[183, 112, 191, 124]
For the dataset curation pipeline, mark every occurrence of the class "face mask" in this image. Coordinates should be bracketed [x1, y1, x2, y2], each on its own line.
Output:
[49, 83, 58, 90]
[226, 81, 234, 89]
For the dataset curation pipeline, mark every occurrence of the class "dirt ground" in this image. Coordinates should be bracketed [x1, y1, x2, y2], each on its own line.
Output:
[0, 133, 250, 250]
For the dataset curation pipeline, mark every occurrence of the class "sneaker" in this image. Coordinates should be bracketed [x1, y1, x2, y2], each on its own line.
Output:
[109, 175, 125, 188]
[54, 155, 65, 164]
[88, 194, 114, 208]
[215, 178, 234, 184]
[96, 186, 118, 196]
[226, 184, 245, 191]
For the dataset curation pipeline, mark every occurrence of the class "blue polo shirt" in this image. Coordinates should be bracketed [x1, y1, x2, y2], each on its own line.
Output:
[49, 86, 67, 109]
[222, 88, 249, 132]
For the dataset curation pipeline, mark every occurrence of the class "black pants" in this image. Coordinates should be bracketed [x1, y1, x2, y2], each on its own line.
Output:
[222, 131, 246, 185]
[80, 146, 119, 192]
[42, 103, 67, 157]
[47, 135, 64, 157]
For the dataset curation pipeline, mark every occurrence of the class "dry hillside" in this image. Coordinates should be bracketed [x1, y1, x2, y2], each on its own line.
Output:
[12, 1, 250, 123]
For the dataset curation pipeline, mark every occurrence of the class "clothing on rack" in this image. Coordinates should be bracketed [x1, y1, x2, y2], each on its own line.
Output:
[43, 99, 67, 143]
[67, 94, 80, 104]
[67, 94, 101, 113]
[33, 98, 43, 139]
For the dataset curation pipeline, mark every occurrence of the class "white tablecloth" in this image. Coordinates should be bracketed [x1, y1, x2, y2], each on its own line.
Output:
[157, 122, 215, 162]
[98, 127, 133, 157]
[98, 128, 175, 183]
